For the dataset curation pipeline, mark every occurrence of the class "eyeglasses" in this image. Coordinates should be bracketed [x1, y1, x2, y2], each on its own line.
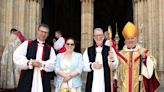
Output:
[94, 34, 104, 37]
[66, 43, 74, 46]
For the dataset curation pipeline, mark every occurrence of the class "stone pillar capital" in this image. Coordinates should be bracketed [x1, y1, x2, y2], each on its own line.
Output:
[80, 0, 94, 3]
[133, 0, 147, 3]
[26, 0, 40, 2]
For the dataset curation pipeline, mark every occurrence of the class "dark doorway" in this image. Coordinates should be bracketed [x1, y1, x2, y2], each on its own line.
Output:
[94, 0, 133, 50]
[41, 0, 81, 52]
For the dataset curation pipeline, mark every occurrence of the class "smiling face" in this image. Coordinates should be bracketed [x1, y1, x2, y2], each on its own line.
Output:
[65, 38, 75, 53]
[125, 36, 137, 49]
[94, 28, 105, 46]
[37, 26, 49, 41]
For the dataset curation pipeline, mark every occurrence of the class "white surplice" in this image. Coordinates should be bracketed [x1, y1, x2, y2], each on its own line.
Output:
[91, 47, 105, 92]
[53, 37, 65, 51]
[13, 40, 56, 92]
[83, 46, 118, 92]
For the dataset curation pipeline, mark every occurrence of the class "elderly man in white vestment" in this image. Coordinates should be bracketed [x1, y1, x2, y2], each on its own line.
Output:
[83, 28, 118, 92]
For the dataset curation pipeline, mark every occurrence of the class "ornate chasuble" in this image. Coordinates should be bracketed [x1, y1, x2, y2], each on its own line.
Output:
[117, 46, 146, 92]
[117, 45, 160, 92]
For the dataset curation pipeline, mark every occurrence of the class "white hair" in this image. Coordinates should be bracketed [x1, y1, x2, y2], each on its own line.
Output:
[94, 28, 103, 34]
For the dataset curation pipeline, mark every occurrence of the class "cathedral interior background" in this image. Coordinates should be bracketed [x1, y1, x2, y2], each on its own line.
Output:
[0, 0, 164, 91]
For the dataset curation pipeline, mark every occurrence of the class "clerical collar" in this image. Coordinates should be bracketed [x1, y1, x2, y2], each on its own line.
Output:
[37, 39, 45, 44]
[96, 45, 103, 47]
[127, 46, 136, 49]
[123, 45, 140, 52]
[95, 43, 103, 47]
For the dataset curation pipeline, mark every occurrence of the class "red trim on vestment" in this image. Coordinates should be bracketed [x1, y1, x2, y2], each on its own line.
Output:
[41, 45, 45, 79]
[134, 55, 140, 62]
[129, 52, 133, 92]
[117, 52, 128, 63]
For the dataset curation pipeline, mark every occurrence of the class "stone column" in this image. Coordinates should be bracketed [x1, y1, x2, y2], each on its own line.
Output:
[81, 0, 94, 91]
[143, 0, 148, 48]
[0, 0, 7, 46]
[158, 0, 164, 85]
[29, 0, 36, 39]
[0, 0, 1, 45]
[24, 0, 41, 39]
[24, 0, 29, 39]
[134, 0, 158, 61]
[13, 0, 25, 34]
[0, 0, 2, 53]
[11, 0, 41, 40]
[0, 0, 14, 57]
[81, 0, 94, 52]
[0, 0, 7, 55]
[133, 0, 149, 48]
[0, 0, 41, 51]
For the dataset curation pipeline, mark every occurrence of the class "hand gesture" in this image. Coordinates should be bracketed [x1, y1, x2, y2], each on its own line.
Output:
[93, 62, 103, 69]
[31, 60, 42, 68]
[139, 75, 143, 81]
[63, 74, 72, 82]
[53, 38, 56, 43]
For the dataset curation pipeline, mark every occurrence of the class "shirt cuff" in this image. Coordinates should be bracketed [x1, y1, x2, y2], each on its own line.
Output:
[27, 59, 33, 69]
[40, 61, 45, 70]
[91, 62, 97, 71]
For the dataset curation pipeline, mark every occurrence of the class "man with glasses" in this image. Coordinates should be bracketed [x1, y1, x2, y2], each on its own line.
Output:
[13, 24, 56, 92]
[83, 28, 118, 92]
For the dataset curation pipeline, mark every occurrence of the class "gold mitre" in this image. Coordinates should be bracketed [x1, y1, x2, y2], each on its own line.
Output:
[122, 22, 138, 39]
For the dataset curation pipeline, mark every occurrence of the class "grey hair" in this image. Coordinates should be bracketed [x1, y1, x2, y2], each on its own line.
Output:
[94, 28, 103, 34]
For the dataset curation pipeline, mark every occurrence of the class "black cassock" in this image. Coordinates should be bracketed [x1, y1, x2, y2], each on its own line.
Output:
[85, 45, 111, 92]
[16, 40, 52, 92]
